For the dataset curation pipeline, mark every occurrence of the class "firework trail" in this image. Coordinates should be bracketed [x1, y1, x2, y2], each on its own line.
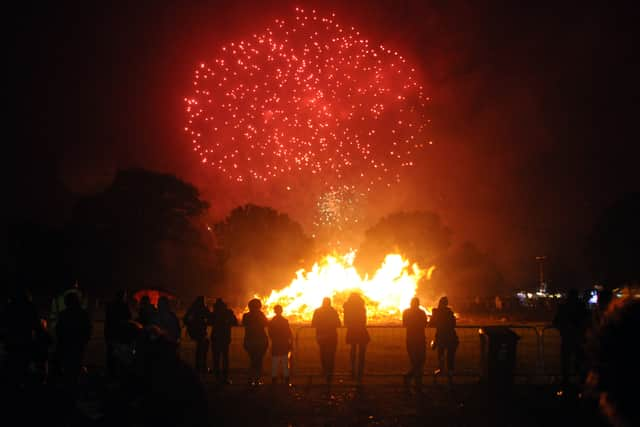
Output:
[185, 8, 430, 192]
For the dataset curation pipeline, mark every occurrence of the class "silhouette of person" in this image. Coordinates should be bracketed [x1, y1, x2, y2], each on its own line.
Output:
[55, 292, 92, 389]
[48, 280, 87, 339]
[402, 297, 428, 386]
[268, 304, 293, 385]
[553, 288, 589, 387]
[587, 298, 639, 427]
[131, 325, 208, 427]
[343, 293, 369, 382]
[242, 298, 268, 386]
[184, 296, 211, 374]
[209, 298, 237, 384]
[1, 288, 43, 388]
[156, 296, 181, 345]
[429, 296, 458, 384]
[137, 295, 157, 327]
[311, 297, 341, 384]
[104, 289, 131, 379]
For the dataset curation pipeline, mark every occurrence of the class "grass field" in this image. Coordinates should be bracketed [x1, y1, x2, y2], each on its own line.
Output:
[85, 323, 563, 381]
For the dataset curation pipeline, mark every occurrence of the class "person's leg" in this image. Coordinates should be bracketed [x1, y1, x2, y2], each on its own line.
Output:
[358, 343, 367, 381]
[213, 345, 221, 380]
[272, 354, 279, 382]
[350, 344, 357, 379]
[282, 354, 290, 383]
[415, 346, 425, 385]
[437, 346, 445, 375]
[195, 339, 203, 373]
[327, 342, 336, 383]
[319, 344, 328, 377]
[560, 339, 570, 386]
[448, 344, 457, 377]
[222, 345, 230, 382]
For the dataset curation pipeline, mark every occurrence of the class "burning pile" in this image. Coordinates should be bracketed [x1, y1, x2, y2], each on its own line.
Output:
[259, 251, 434, 323]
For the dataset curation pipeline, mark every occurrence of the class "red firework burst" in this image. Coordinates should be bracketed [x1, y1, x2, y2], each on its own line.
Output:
[185, 8, 431, 191]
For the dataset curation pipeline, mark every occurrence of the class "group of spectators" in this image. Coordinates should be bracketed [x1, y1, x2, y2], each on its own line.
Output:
[179, 293, 458, 388]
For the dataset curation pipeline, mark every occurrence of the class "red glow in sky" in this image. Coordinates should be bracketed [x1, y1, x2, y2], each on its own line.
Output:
[185, 8, 430, 192]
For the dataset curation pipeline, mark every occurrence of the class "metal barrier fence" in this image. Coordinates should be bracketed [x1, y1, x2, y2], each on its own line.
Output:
[85, 322, 562, 381]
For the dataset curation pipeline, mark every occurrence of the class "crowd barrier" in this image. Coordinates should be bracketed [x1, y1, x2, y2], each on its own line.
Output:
[85, 322, 563, 381]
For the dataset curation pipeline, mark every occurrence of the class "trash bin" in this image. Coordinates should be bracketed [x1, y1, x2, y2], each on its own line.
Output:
[479, 326, 520, 392]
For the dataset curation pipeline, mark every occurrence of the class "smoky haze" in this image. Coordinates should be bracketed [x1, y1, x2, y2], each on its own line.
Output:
[10, 1, 640, 290]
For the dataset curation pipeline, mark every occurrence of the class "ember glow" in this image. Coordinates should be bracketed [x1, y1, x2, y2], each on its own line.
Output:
[185, 8, 430, 191]
[259, 251, 434, 323]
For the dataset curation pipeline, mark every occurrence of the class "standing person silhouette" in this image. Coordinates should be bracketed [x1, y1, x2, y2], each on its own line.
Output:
[104, 289, 131, 379]
[242, 298, 269, 386]
[183, 296, 211, 374]
[429, 296, 458, 385]
[311, 297, 341, 384]
[553, 288, 589, 387]
[268, 305, 293, 385]
[210, 298, 238, 384]
[343, 293, 369, 383]
[402, 297, 428, 387]
[156, 296, 181, 346]
[587, 298, 640, 427]
[55, 292, 92, 390]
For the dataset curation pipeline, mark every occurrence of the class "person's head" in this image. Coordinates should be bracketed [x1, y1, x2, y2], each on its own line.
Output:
[322, 297, 331, 308]
[214, 298, 226, 310]
[347, 293, 364, 306]
[248, 298, 262, 312]
[588, 298, 640, 427]
[410, 297, 420, 309]
[438, 296, 449, 309]
[140, 295, 151, 308]
[65, 291, 81, 309]
[158, 296, 170, 312]
[274, 305, 283, 315]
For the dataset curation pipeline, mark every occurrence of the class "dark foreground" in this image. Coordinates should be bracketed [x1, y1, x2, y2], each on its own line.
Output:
[9, 374, 609, 427]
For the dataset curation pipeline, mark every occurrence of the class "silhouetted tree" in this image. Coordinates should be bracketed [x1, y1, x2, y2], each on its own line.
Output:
[214, 204, 313, 304]
[68, 169, 211, 296]
[355, 211, 451, 274]
[586, 192, 640, 287]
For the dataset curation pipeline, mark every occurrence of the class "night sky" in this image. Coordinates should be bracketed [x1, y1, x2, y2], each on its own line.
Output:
[10, 1, 640, 287]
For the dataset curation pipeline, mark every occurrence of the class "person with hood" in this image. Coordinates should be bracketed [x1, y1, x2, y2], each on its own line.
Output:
[183, 296, 211, 374]
[311, 297, 341, 384]
[343, 293, 369, 382]
[209, 298, 238, 384]
[429, 296, 458, 384]
[104, 289, 131, 379]
[242, 298, 269, 386]
[55, 292, 92, 389]
[402, 297, 428, 387]
[268, 304, 293, 385]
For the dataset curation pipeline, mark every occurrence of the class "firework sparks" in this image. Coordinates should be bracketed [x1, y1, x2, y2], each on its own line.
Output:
[313, 185, 363, 230]
[185, 8, 430, 190]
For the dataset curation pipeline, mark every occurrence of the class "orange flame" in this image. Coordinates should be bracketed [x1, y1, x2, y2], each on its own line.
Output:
[259, 251, 433, 323]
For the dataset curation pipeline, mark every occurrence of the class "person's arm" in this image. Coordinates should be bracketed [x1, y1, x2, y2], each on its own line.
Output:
[311, 310, 318, 328]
